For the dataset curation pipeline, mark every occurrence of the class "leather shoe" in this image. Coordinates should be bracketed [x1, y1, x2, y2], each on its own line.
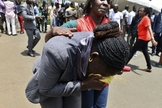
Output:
[28, 52, 35, 57]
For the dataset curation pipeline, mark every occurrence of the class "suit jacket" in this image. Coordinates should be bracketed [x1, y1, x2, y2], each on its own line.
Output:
[153, 13, 162, 33]
[25, 32, 94, 105]
[21, 2, 36, 29]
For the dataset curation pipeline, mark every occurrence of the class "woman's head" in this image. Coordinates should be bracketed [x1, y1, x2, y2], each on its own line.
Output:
[83, 0, 111, 16]
[139, 7, 151, 18]
[87, 22, 130, 76]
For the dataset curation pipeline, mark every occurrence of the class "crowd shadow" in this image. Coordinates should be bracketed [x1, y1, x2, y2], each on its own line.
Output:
[127, 64, 143, 75]
[21, 50, 40, 57]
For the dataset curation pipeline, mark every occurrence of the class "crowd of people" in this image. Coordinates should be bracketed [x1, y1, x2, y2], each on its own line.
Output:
[0, 0, 162, 108]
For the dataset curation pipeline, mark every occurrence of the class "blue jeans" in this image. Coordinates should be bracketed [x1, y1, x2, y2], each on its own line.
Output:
[82, 86, 109, 108]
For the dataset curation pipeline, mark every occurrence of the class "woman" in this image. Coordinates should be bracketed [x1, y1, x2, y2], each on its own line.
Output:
[25, 22, 130, 108]
[45, 0, 111, 107]
[45, 0, 111, 42]
[127, 7, 157, 72]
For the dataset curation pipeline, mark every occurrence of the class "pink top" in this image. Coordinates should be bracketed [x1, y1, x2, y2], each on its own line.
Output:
[4, 1, 15, 18]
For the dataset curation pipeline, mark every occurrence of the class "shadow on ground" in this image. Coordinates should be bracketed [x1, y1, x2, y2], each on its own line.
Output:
[21, 50, 41, 57]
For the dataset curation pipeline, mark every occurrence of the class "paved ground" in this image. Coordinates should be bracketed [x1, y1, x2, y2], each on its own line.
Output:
[0, 29, 162, 108]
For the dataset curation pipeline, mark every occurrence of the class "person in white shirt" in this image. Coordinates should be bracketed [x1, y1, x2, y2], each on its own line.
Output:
[109, 4, 123, 29]
[48, 1, 56, 29]
[122, 5, 129, 38]
[4, 0, 17, 36]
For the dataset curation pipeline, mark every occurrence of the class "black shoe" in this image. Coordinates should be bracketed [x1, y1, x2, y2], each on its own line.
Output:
[151, 53, 155, 56]
[26, 46, 35, 53]
[13, 34, 17, 36]
[27, 52, 35, 57]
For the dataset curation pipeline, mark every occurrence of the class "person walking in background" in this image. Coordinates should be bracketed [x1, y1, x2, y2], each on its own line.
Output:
[0, 0, 5, 34]
[25, 22, 130, 108]
[4, 0, 17, 36]
[129, 9, 141, 49]
[64, 2, 78, 22]
[122, 5, 129, 38]
[48, 1, 55, 29]
[58, 3, 66, 26]
[21, 0, 41, 57]
[77, 3, 84, 18]
[33, 2, 41, 32]
[15, 0, 24, 34]
[39, 1, 48, 33]
[152, 8, 162, 57]
[127, 5, 137, 45]
[109, 4, 123, 30]
[53, 2, 60, 26]
[127, 7, 157, 72]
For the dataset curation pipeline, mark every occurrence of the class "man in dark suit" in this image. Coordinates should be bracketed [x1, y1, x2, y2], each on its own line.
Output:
[21, 0, 41, 57]
[152, 8, 162, 56]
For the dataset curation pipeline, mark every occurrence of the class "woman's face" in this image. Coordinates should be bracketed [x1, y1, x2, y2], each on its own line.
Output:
[138, 8, 145, 17]
[91, 0, 109, 17]
[87, 52, 120, 77]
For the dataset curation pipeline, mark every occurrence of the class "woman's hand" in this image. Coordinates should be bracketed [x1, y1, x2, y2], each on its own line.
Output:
[151, 39, 157, 46]
[45, 27, 77, 42]
[81, 75, 105, 91]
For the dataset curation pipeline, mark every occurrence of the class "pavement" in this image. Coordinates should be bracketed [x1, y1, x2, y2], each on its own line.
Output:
[0, 28, 162, 108]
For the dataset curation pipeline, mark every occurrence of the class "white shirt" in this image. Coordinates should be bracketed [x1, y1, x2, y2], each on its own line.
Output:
[122, 9, 129, 25]
[4, 1, 15, 18]
[48, 5, 55, 18]
[128, 11, 136, 25]
[109, 11, 123, 28]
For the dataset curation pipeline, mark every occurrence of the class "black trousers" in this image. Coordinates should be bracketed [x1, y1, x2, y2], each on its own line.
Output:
[152, 33, 161, 54]
[127, 39, 151, 69]
[0, 12, 6, 32]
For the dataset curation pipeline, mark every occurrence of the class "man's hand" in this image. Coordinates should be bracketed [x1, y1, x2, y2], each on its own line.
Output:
[51, 27, 77, 37]
[45, 27, 77, 42]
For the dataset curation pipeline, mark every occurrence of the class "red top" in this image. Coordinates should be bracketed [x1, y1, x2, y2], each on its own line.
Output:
[138, 16, 151, 41]
[77, 15, 110, 32]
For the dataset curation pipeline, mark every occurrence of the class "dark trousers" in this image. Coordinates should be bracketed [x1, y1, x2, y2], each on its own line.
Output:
[18, 15, 24, 32]
[36, 18, 40, 31]
[152, 33, 161, 54]
[0, 12, 5, 32]
[127, 39, 151, 69]
[25, 29, 41, 52]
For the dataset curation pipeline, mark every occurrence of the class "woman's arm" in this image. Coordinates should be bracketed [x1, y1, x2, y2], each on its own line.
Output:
[45, 20, 77, 42]
[148, 26, 157, 46]
[45, 27, 77, 42]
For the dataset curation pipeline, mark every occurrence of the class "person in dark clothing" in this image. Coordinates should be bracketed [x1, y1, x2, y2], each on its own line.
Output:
[39, 1, 48, 33]
[129, 10, 141, 49]
[152, 8, 162, 56]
